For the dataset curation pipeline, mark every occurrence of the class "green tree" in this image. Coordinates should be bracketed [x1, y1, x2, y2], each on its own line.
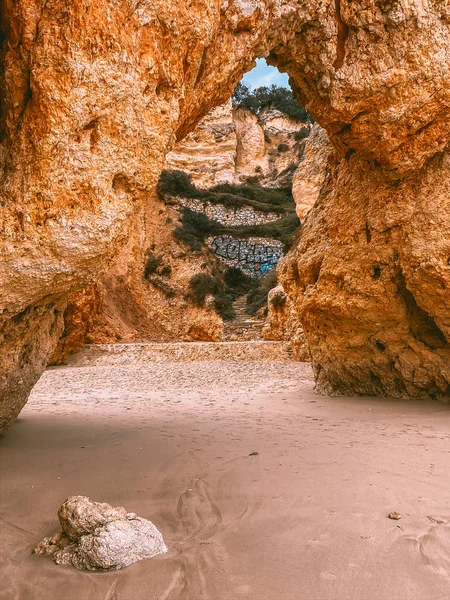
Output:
[232, 83, 313, 123]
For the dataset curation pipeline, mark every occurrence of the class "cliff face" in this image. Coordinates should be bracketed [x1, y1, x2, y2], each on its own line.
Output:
[165, 101, 237, 189]
[166, 100, 309, 189]
[81, 197, 224, 346]
[0, 0, 302, 431]
[292, 124, 330, 222]
[1, 0, 450, 430]
[274, 1, 450, 401]
[70, 100, 306, 348]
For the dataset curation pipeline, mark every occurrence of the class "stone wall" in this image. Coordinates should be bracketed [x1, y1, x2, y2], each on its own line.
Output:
[176, 197, 281, 226]
[208, 236, 284, 278]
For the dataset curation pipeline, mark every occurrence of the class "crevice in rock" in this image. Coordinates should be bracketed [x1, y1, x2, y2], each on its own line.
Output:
[396, 269, 448, 350]
[333, 0, 349, 70]
[112, 173, 132, 194]
[194, 46, 209, 88]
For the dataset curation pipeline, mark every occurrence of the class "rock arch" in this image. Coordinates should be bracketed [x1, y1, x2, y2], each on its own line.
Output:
[1, 0, 449, 430]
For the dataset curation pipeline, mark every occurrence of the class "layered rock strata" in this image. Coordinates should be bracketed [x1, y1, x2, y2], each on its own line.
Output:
[166, 100, 310, 189]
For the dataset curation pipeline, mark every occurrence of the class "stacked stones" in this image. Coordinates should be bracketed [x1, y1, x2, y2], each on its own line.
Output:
[177, 197, 280, 227]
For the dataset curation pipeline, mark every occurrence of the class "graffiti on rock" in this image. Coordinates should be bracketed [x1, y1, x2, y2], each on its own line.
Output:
[209, 236, 284, 278]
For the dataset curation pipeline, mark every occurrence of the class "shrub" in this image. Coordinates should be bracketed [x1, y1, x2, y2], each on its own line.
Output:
[174, 208, 220, 251]
[189, 274, 218, 304]
[159, 265, 172, 277]
[294, 128, 310, 142]
[144, 253, 161, 279]
[157, 169, 196, 199]
[158, 170, 295, 215]
[188, 273, 235, 320]
[224, 267, 255, 300]
[224, 213, 300, 250]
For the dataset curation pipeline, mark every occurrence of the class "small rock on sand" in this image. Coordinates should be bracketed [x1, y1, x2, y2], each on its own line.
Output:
[34, 496, 167, 571]
[388, 511, 402, 520]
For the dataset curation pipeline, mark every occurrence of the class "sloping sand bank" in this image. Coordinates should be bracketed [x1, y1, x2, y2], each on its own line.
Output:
[1, 360, 449, 600]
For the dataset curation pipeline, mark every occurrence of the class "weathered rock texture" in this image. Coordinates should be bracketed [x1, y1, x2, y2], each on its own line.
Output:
[49, 286, 102, 365]
[34, 496, 167, 571]
[292, 124, 330, 222]
[165, 101, 238, 188]
[82, 197, 224, 347]
[1, 0, 450, 430]
[234, 106, 309, 187]
[1, 0, 303, 429]
[166, 99, 310, 189]
[66, 102, 305, 350]
[262, 283, 309, 360]
[273, 2, 450, 400]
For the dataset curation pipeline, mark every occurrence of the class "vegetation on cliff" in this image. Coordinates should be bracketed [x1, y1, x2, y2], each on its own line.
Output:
[157, 169, 293, 214]
[232, 83, 313, 123]
[188, 267, 254, 321]
[157, 170, 299, 252]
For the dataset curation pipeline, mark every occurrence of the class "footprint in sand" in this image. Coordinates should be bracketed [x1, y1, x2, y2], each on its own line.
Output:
[176, 479, 222, 540]
[396, 518, 450, 576]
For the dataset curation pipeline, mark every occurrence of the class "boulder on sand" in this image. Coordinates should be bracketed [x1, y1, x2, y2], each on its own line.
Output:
[34, 496, 167, 571]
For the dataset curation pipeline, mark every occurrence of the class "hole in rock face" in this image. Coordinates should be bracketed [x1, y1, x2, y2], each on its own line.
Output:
[112, 173, 132, 194]
[308, 257, 323, 285]
[397, 270, 448, 350]
[365, 222, 372, 243]
[155, 80, 172, 97]
[345, 148, 356, 160]
[376, 341, 386, 351]
[372, 266, 381, 279]
[82, 119, 100, 149]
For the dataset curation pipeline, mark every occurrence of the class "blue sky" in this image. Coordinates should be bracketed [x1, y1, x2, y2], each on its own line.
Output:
[241, 59, 289, 90]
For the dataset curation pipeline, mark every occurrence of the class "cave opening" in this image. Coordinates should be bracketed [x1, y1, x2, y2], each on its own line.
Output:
[144, 60, 311, 338]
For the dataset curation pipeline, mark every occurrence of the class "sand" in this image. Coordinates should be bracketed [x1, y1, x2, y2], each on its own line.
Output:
[1, 359, 449, 600]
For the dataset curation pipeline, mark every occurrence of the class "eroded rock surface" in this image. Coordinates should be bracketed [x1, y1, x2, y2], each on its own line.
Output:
[292, 124, 331, 222]
[1, 0, 450, 429]
[272, 1, 450, 400]
[279, 149, 450, 400]
[34, 496, 167, 571]
[262, 283, 309, 361]
[0, 0, 302, 429]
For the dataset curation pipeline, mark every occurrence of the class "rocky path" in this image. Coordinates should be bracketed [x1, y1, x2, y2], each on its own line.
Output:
[223, 295, 265, 341]
[66, 340, 292, 367]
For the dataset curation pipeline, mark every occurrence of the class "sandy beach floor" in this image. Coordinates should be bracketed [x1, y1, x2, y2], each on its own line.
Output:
[1, 359, 449, 600]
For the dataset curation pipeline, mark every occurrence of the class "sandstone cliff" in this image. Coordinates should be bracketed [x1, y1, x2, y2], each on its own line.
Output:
[292, 124, 330, 222]
[166, 100, 310, 189]
[262, 282, 309, 361]
[1, 0, 450, 431]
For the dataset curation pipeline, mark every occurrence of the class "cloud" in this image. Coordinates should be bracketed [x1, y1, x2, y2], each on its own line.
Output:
[242, 59, 289, 90]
